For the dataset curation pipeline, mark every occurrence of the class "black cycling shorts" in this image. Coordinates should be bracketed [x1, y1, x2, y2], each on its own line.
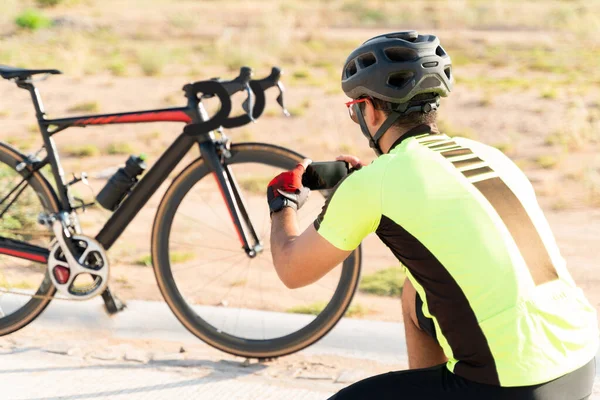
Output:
[328, 358, 595, 400]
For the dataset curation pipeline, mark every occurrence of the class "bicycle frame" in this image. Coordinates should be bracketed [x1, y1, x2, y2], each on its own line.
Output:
[0, 79, 263, 265]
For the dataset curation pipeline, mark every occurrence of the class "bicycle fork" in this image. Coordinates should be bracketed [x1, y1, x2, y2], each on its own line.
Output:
[197, 140, 263, 258]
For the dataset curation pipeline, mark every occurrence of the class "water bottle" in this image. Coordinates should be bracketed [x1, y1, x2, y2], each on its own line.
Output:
[96, 155, 147, 211]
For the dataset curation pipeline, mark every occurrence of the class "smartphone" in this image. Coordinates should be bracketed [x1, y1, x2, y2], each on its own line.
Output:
[302, 161, 350, 190]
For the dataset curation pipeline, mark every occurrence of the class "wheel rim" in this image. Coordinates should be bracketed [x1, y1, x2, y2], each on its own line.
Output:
[155, 144, 359, 354]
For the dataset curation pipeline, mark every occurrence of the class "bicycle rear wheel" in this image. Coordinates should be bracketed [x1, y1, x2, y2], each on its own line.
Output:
[152, 142, 361, 358]
[0, 142, 58, 336]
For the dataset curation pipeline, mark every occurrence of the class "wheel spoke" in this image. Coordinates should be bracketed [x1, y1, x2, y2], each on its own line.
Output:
[192, 254, 247, 291]
[175, 210, 235, 240]
[168, 240, 240, 254]
[171, 251, 243, 273]
[186, 190, 237, 237]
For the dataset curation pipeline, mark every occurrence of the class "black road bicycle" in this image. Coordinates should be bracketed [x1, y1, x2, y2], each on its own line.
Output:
[0, 65, 362, 359]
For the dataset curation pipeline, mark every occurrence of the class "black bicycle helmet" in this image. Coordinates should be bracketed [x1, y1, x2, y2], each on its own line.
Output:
[341, 31, 453, 156]
[342, 31, 453, 103]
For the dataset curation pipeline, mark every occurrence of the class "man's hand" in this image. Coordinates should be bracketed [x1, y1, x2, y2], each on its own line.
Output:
[267, 159, 311, 214]
[336, 154, 366, 171]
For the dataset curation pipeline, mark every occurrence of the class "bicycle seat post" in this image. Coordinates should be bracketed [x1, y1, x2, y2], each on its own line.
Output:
[16, 78, 47, 122]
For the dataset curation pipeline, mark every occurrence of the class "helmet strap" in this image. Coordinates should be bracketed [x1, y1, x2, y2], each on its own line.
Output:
[354, 104, 381, 155]
[354, 104, 401, 156]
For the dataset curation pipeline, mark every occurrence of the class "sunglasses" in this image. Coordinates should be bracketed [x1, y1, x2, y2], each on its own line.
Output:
[345, 97, 369, 123]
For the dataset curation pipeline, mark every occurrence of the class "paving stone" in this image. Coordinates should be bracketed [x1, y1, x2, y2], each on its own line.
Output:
[295, 371, 333, 381]
[66, 347, 84, 357]
[334, 369, 369, 384]
[150, 352, 186, 362]
[43, 343, 71, 355]
[124, 349, 150, 363]
[89, 350, 121, 361]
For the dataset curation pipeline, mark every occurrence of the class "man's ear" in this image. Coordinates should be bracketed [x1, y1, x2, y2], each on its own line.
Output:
[363, 99, 384, 129]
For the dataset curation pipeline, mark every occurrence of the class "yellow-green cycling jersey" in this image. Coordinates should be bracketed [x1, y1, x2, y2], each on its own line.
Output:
[314, 126, 598, 387]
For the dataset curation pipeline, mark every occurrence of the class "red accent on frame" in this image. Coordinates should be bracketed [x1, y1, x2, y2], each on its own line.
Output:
[73, 110, 192, 126]
[0, 247, 47, 263]
[212, 173, 244, 247]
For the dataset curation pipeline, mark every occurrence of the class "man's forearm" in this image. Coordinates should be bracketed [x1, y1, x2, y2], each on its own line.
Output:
[270, 208, 300, 287]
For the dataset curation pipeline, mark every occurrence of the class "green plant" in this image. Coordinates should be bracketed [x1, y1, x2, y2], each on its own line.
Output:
[493, 142, 514, 155]
[540, 87, 558, 100]
[170, 251, 195, 264]
[551, 198, 569, 211]
[292, 69, 311, 80]
[136, 251, 194, 267]
[64, 145, 100, 157]
[287, 301, 326, 315]
[141, 131, 161, 142]
[68, 101, 100, 113]
[137, 49, 167, 76]
[238, 176, 271, 195]
[237, 129, 255, 141]
[114, 275, 132, 288]
[287, 301, 369, 318]
[36, 0, 63, 7]
[359, 267, 404, 296]
[106, 142, 135, 155]
[535, 155, 559, 169]
[107, 60, 127, 77]
[0, 275, 35, 289]
[15, 10, 51, 31]
[344, 303, 369, 318]
[136, 254, 152, 267]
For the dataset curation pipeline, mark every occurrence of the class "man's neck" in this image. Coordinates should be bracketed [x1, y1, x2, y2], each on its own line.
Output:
[379, 123, 438, 154]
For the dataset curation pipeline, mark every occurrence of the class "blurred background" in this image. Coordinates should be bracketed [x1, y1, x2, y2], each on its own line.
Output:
[0, 0, 598, 323]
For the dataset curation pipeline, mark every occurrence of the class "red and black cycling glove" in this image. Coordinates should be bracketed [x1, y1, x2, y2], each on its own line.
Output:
[267, 163, 310, 214]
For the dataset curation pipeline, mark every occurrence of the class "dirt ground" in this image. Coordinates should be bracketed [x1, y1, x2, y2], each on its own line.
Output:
[0, 2, 599, 325]
[0, 70, 597, 324]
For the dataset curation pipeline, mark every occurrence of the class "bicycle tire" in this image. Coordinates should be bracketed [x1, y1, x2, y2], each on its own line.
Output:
[152, 142, 362, 358]
[0, 142, 58, 336]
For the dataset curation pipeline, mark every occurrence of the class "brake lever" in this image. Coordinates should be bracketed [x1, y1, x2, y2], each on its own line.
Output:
[242, 83, 256, 122]
[276, 81, 290, 117]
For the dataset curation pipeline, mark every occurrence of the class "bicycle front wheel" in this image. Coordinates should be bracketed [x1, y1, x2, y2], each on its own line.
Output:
[152, 142, 361, 358]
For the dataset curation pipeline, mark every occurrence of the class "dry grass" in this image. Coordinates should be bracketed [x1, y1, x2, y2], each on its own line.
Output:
[106, 142, 135, 155]
[286, 301, 370, 318]
[535, 155, 560, 169]
[64, 144, 100, 157]
[359, 267, 404, 297]
[67, 101, 100, 113]
[135, 251, 195, 267]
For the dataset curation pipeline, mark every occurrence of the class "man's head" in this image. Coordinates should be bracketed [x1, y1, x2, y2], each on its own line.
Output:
[342, 31, 453, 155]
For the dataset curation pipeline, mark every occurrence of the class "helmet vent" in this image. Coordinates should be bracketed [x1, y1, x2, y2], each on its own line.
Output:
[444, 66, 452, 80]
[387, 71, 415, 89]
[345, 60, 358, 78]
[384, 47, 418, 62]
[436, 46, 447, 57]
[357, 52, 377, 69]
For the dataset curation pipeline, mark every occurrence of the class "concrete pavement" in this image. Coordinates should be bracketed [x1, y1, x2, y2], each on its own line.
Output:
[0, 298, 598, 399]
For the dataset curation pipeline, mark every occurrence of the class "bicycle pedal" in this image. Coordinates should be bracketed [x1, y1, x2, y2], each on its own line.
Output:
[101, 287, 127, 315]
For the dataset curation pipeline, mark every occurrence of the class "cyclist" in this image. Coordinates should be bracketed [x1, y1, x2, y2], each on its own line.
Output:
[266, 31, 598, 399]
